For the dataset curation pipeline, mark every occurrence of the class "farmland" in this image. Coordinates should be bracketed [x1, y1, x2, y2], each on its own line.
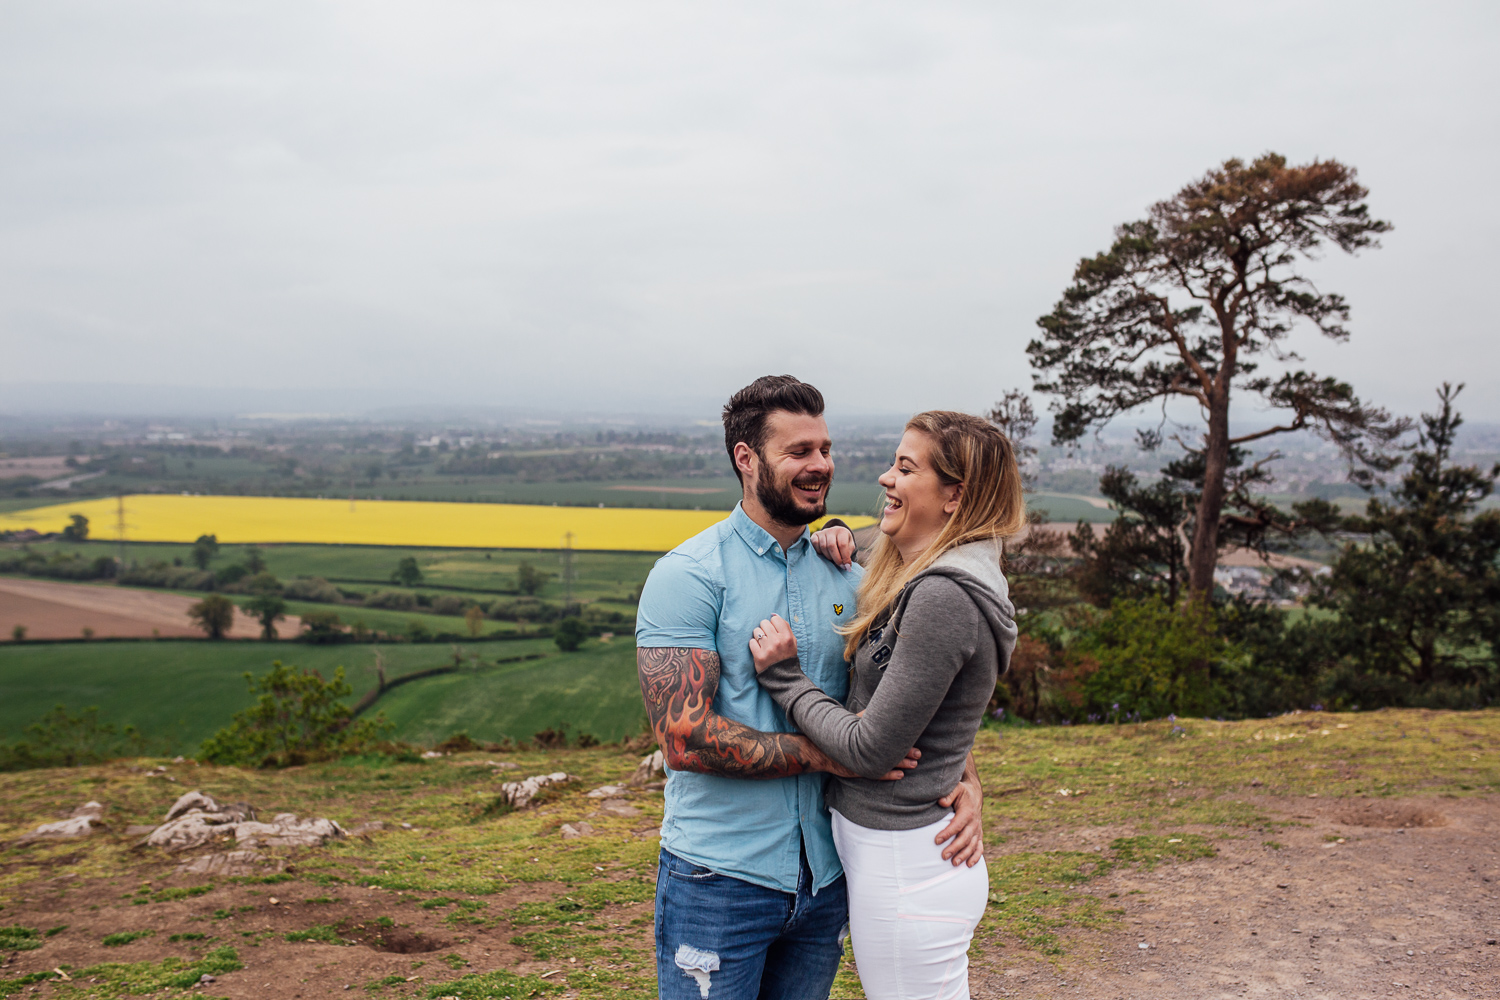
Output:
[0, 636, 643, 753]
[3, 496, 883, 552]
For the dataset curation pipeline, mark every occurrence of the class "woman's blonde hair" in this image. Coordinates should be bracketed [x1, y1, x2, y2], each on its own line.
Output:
[840, 410, 1027, 660]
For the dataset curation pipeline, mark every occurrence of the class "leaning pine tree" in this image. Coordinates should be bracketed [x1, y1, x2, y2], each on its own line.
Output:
[1027, 153, 1407, 597]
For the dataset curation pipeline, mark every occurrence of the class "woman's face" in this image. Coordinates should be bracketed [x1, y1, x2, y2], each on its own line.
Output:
[877, 429, 960, 558]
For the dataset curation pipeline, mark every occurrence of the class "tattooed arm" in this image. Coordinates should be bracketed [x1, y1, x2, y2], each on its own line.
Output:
[640, 646, 885, 779]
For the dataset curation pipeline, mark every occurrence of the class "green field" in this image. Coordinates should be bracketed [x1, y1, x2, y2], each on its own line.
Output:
[0, 636, 643, 753]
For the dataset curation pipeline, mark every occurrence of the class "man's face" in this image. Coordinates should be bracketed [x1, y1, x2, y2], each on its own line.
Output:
[749, 411, 834, 526]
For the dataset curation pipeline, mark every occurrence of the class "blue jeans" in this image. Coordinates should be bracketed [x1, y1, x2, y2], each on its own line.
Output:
[655, 849, 848, 1000]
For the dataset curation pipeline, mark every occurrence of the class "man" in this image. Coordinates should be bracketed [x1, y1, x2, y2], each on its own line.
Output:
[636, 375, 984, 1000]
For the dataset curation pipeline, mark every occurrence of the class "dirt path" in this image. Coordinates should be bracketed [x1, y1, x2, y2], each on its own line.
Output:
[972, 795, 1500, 998]
[0, 577, 300, 639]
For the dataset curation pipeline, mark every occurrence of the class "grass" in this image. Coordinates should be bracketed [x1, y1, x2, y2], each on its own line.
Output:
[0, 635, 635, 753]
[0, 709, 1494, 997]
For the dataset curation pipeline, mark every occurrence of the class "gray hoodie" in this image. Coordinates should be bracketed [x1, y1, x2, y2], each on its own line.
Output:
[757, 538, 1018, 830]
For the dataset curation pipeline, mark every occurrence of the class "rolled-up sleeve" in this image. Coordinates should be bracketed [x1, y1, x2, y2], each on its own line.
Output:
[634, 552, 721, 651]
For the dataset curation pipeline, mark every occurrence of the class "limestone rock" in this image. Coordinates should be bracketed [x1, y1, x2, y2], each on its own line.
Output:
[498, 772, 573, 810]
[587, 784, 627, 799]
[148, 792, 254, 851]
[234, 814, 346, 848]
[16, 801, 107, 842]
[560, 822, 596, 839]
[596, 799, 640, 818]
[175, 850, 284, 876]
[629, 750, 665, 786]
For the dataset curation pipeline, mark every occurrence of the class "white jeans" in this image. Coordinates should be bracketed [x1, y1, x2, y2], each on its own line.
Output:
[831, 809, 989, 1000]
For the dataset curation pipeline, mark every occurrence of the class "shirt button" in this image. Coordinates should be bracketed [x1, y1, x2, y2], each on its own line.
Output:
[793, 615, 801, 623]
[757, 547, 765, 555]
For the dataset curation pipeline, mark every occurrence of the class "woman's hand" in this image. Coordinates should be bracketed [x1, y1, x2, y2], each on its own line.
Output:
[748, 613, 797, 673]
[810, 524, 856, 571]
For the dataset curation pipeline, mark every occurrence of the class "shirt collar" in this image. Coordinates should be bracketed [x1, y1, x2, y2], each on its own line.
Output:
[730, 502, 809, 559]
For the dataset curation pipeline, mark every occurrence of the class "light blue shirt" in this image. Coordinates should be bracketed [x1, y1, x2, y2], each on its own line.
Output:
[635, 503, 861, 894]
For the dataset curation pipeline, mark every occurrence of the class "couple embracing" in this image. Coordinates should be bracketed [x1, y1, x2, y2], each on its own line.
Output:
[636, 375, 1025, 999]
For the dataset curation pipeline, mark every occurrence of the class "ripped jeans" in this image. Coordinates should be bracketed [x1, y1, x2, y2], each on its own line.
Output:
[655, 849, 848, 1000]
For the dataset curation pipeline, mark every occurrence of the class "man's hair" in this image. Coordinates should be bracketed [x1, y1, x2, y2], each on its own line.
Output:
[722, 375, 826, 483]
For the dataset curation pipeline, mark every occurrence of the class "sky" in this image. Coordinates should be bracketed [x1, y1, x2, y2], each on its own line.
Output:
[1, 1, 1497, 425]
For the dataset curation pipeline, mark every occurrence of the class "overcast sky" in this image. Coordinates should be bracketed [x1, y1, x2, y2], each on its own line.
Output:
[2, 1, 1496, 424]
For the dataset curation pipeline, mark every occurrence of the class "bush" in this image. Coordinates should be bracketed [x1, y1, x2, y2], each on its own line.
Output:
[198, 662, 392, 768]
[118, 561, 214, 590]
[406, 619, 433, 642]
[283, 576, 342, 604]
[299, 610, 346, 644]
[1076, 597, 1228, 720]
[553, 616, 588, 652]
[364, 590, 416, 611]
[0, 705, 152, 772]
[214, 563, 250, 586]
[430, 595, 467, 617]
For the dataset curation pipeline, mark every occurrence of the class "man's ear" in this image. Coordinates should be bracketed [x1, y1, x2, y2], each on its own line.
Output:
[733, 442, 758, 482]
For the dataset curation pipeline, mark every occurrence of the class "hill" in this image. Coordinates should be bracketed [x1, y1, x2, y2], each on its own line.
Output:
[0, 709, 1494, 998]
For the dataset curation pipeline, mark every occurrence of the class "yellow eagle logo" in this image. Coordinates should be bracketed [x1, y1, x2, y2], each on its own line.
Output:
[833, 604, 844, 616]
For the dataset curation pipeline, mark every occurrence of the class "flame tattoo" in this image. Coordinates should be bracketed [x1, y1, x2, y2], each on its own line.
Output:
[637, 647, 819, 778]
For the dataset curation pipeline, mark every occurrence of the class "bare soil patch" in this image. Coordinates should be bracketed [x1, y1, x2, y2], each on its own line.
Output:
[970, 795, 1500, 998]
[0, 577, 299, 639]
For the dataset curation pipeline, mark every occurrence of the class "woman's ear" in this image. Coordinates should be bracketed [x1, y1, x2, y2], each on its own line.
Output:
[943, 482, 964, 515]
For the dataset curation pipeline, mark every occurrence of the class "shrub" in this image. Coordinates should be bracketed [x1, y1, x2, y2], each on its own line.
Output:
[364, 590, 416, 611]
[198, 662, 392, 768]
[283, 576, 342, 603]
[1077, 597, 1227, 719]
[553, 616, 588, 652]
[214, 563, 250, 586]
[299, 610, 346, 644]
[430, 595, 467, 617]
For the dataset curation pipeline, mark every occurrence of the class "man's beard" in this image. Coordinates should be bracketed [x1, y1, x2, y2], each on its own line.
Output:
[756, 466, 830, 527]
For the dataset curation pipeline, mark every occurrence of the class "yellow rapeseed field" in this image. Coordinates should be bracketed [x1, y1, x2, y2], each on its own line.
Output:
[1, 495, 875, 552]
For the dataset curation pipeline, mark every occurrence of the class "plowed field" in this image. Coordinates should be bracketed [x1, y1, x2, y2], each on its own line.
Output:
[0, 577, 298, 640]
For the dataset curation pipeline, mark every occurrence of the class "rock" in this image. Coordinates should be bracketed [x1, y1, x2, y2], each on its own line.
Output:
[234, 814, 346, 848]
[70, 801, 106, 820]
[347, 822, 386, 837]
[18, 814, 103, 844]
[634, 827, 661, 839]
[560, 822, 596, 839]
[175, 850, 284, 876]
[596, 799, 640, 818]
[629, 750, 665, 786]
[198, 974, 216, 984]
[498, 772, 574, 810]
[421, 751, 447, 759]
[149, 792, 255, 851]
[125, 825, 158, 837]
[587, 785, 627, 799]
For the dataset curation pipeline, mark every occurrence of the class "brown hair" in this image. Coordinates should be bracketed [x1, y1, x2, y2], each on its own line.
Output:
[840, 410, 1027, 660]
[721, 375, 825, 484]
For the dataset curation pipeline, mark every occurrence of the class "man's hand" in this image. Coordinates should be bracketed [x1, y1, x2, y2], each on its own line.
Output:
[810, 524, 857, 570]
[934, 752, 983, 867]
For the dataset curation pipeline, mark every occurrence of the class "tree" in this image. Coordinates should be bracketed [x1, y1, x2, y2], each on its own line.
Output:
[391, 557, 423, 587]
[1070, 466, 1191, 607]
[244, 593, 288, 641]
[61, 514, 89, 542]
[192, 534, 220, 571]
[516, 561, 550, 596]
[1308, 385, 1500, 706]
[197, 662, 391, 768]
[1029, 154, 1407, 596]
[188, 594, 235, 639]
[243, 546, 267, 574]
[553, 616, 588, 652]
[463, 605, 485, 638]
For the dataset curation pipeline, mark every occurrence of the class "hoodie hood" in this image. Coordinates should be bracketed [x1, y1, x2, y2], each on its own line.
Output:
[894, 537, 1018, 672]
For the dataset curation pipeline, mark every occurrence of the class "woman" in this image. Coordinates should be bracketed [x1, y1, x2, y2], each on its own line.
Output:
[747, 410, 1024, 1000]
